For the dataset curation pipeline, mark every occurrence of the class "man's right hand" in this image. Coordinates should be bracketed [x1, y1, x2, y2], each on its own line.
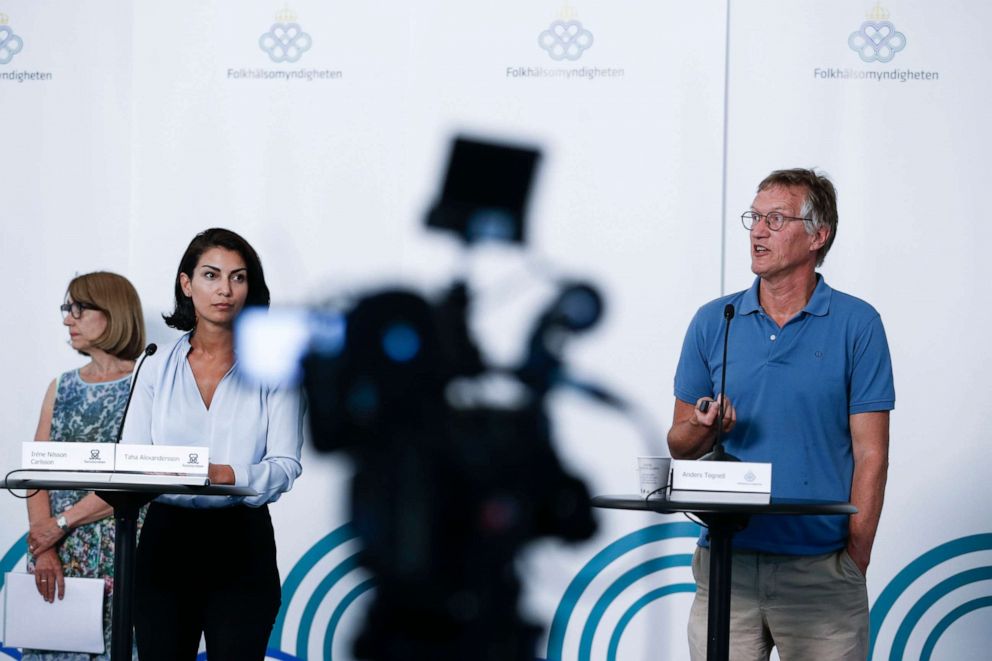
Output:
[668, 394, 738, 459]
[691, 394, 737, 434]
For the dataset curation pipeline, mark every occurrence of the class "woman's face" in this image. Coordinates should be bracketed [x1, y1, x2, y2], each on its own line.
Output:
[63, 297, 108, 353]
[179, 247, 249, 328]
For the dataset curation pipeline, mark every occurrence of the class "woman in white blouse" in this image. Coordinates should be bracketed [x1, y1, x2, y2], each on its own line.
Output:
[122, 228, 304, 661]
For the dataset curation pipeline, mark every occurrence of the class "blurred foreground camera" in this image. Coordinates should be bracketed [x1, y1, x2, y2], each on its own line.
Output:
[303, 281, 598, 660]
[242, 137, 603, 660]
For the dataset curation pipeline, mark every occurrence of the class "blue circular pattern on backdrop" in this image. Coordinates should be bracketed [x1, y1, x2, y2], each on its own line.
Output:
[868, 533, 992, 660]
[545, 521, 699, 661]
[4, 529, 989, 659]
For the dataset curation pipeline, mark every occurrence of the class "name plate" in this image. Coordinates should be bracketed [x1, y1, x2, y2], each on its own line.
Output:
[21, 442, 115, 471]
[670, 459, 772, 493]
[114, 444, 209, 475]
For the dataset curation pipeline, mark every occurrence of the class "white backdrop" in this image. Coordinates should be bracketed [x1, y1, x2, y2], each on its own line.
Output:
[1, 1, 990, 659]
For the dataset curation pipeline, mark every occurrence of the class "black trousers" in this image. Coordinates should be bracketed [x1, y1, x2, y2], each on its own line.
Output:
[134, 502, 282, 661]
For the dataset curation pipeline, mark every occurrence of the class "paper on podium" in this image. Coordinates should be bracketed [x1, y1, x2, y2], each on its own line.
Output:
[3, 572, 105, 653]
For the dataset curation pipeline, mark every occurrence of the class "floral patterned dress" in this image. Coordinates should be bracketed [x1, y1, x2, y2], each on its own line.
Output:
[23, 369, 140, 661]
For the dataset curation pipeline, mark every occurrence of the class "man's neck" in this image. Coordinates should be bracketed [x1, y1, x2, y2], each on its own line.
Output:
[758, 269, 819, 327]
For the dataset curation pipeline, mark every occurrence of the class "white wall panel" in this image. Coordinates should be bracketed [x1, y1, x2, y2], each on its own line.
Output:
[3, 1, 987, 659]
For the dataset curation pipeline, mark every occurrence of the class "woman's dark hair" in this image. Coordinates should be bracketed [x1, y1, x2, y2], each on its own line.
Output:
[164, 228, 270, 331]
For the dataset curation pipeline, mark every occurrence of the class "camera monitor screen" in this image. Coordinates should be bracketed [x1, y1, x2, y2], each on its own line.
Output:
[426, 136, 541, 244]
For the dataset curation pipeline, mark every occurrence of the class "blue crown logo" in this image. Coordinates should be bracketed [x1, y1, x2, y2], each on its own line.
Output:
[538, 3, 593, 61]
[260, 7, 312, 63]
[848, 4, 906, 63]
[539, 21, 594, 61]
[0, 14, 24, 66]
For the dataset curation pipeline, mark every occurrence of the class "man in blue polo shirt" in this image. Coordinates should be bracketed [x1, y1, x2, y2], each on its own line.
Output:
[668, 168, 894, 660]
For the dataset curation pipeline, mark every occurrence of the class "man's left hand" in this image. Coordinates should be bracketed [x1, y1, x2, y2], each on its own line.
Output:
[846, 542, 869, 576]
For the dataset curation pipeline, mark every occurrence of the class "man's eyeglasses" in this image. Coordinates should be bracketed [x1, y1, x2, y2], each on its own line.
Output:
[741, 211, 809, 231]
[60, 301, 99, 320]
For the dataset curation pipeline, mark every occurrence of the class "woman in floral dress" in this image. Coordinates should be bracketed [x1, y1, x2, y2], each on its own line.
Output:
[23, 272, 146, 661]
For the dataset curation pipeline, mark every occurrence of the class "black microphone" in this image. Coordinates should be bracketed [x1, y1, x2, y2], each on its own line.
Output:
[700, 305, 738, 462]
[115, 343, 157, 443]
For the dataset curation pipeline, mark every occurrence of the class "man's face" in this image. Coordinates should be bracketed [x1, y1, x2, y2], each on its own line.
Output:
[749, 184, 827, 281]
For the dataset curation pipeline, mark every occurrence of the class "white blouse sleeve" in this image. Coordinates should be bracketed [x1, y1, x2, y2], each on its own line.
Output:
[232, 383, 305, 507]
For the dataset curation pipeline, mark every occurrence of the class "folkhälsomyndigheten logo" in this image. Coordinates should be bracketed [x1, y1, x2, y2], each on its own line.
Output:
[260, 6, 312, 64]
[538, 3, 593, 62]
[0, 13, 24, 65]
[848, 2, 906, 63]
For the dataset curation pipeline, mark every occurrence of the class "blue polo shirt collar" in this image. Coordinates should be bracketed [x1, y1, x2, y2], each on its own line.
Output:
[739, 274, 832, 317]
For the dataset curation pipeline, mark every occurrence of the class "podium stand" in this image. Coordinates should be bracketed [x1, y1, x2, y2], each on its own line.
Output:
[5, 472, 255, 661]
[592, 494, 856, 661]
